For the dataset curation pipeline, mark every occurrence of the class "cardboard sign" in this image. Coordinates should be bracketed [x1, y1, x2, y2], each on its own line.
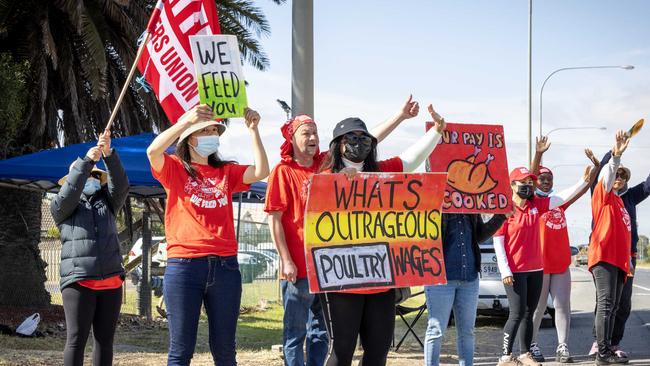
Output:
[426, 122, 512, 214]
[304, 173, 448, 293]
[189, 35, 248, 118]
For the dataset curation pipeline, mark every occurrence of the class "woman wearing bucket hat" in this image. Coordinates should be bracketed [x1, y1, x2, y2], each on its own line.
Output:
[587, 131, 634, 365]
[493, 159, 594, 366]
[146, 104, 269, 366]
[527, 136, 599, 363]
[51, 130, 129, 366]
[316, 104, 445, 366]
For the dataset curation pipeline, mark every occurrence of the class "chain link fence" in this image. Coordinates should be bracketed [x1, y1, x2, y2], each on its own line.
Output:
[39, 195, 279, 317]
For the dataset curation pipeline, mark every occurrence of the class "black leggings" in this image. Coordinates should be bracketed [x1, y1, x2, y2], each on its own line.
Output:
[592, 262, 626, 356]
[319, 290, 395, 366]
[62, 283, 122, 366]
[502, 270, 543, 355]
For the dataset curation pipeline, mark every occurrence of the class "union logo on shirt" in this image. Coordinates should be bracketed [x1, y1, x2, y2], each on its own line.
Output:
[544, 208, 567, 230]
[529, 207, 539, 215]
[184, 176, 228, 209]
[621, 207, 632, 232]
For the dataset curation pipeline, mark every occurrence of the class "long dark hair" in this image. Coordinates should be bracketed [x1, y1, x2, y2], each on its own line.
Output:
[175, 138, 235, 179]
[319, 136, 380, 173]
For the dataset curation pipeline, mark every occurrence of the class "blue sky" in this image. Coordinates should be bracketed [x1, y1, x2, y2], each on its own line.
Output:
[219, 0, 650, 246]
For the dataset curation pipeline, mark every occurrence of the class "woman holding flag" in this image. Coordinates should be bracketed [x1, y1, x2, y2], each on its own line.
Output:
[147, 104, 269, 366]
[317, 102, 445, 366]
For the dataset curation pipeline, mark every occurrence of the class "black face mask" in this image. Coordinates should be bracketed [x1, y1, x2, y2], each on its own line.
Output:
[516, 184, 534, 200]
[342, 142, 372, 163]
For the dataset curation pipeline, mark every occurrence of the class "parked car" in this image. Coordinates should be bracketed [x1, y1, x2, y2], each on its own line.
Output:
[239, 250, 279, 279]
[478, 237, 579, 325]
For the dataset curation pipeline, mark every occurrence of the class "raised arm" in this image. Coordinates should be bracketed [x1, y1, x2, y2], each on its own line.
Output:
[98, 131, 129, 213]
[50, 148, 101, 224]
[530, 135, 550, 175]
[588, 149, 610, 195]
[602, 130, 631, 193]
[399, 104, 445, 172]
[561, 149, 600, 208]
[549, 166, 592, 209]
[369, 95, 420, 143]
[241, 108, 270, 184]
[627, 171, 650, 205]
[146, 105, 214, 172]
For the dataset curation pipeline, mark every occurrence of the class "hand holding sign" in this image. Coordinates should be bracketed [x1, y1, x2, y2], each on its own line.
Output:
[339, 167, 359, 181]
[97, 130, 112, 157]
[178, 105, 215, 126]
[428, 104, 446, 133]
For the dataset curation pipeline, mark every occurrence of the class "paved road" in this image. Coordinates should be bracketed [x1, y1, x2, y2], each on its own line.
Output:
[496, 267, 649, 366]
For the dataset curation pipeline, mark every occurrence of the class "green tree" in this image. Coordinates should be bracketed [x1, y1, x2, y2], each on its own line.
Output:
[0, 0, 284, 306]
[639, 235, 649, 259]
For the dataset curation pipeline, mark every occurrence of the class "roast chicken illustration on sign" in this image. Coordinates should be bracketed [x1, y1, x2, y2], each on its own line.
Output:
[446, 145, 498, 195]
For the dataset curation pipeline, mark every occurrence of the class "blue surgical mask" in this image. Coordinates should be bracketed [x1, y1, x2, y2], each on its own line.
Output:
[191, 135, 220, 157]
[83, 178, 101, 196]
[535, 188, 553, 197]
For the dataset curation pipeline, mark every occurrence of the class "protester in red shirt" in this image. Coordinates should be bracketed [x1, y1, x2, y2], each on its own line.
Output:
[588, 130, 633, 365]
[316, 104, 445, 366]
[527, 137, 598, 363]
[265, 96, 420, 366]
[147, 104, 269, 366]
[493, 162, 592, 366]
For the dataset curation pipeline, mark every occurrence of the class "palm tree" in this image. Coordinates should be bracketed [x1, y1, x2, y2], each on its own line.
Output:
[0, 0, 285, 306]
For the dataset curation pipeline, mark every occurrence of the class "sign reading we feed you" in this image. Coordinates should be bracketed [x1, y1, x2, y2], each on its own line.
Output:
[189, 35, 247, 118]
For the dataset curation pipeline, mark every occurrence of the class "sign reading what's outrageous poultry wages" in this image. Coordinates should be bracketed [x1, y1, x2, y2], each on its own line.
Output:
[304, 172, 447, 293]
[426, 122, 512, 214]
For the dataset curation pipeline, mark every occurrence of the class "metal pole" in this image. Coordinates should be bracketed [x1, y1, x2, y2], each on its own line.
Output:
[236, 193, 243, 241]
[292, 0, 314, 117]
[138, 201, 152, 320]
[527, 0, 533, 166]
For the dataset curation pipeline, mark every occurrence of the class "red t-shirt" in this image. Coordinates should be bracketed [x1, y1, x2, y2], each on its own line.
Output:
[264, 152, 328, 279]
[335, 157, 404, 295]
[78, 275, 123, 290]
[588, 180, 631, 273]
[152, 154, 250, 258]
[495, 196, 550, 273]
[539, 205, 572, 274]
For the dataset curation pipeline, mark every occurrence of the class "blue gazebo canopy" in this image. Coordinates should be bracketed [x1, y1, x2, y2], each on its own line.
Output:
[0, 133, 266, 201]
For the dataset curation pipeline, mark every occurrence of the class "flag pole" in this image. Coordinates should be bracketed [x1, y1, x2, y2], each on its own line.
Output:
[104, 1, 163, 132]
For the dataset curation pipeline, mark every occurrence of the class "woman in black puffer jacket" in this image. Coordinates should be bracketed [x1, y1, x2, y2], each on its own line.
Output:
[50, 130, 129, 366]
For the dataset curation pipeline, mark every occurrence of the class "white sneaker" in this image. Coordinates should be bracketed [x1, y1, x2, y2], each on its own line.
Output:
[589, 340, 599, 357]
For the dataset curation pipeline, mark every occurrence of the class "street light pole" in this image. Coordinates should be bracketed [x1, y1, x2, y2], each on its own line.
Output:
[527, 0, 533, 165]
[539, 65, 634, 137]
[546, 126, 607, 136]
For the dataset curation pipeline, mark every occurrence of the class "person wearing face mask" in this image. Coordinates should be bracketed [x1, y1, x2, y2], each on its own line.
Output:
[525, 137, 598, 363]
[51, 130, 129, 366]
[585, 145, 649, 362]
[316, 104, 445, 366]
[587, 131, 635, 365]
[146, 104, 269, 366]
[493, 161, 593, 366]
[265, 96, 420, 366]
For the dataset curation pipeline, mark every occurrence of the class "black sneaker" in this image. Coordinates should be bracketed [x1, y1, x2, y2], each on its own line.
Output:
[556, 343, 574, 363]
[596, 352, 626, 365]
[529, 342, 545, 362]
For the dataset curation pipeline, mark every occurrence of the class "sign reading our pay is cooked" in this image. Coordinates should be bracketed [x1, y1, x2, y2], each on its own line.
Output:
[189, 35, 248, 118]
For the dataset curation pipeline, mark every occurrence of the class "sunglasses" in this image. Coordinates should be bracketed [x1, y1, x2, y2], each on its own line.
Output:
[343, 133, 373, 146]
[615, 172, 629, 180]
[90, 172, 103, 180]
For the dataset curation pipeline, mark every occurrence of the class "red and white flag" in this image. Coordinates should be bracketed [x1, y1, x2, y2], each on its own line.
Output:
[138, 0, 221, 124]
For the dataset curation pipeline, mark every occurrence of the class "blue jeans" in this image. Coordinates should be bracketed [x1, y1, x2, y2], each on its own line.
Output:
[281, 279, 328, 366]
[424, 279, 479, 366]
[164, 256, 242, 366]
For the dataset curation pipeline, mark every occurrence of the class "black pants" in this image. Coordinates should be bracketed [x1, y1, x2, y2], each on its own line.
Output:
[592, 262, 626, 356]
[502, 270, 543, 355]
[592, 258, 635, 347]
[62, 283, 122, 366]
[319, 290, 395, 366]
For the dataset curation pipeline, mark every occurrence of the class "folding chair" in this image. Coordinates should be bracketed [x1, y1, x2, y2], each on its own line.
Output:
[393, 290, 427, 351]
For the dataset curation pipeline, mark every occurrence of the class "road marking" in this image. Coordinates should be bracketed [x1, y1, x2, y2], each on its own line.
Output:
[633, 284, 650, 292]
